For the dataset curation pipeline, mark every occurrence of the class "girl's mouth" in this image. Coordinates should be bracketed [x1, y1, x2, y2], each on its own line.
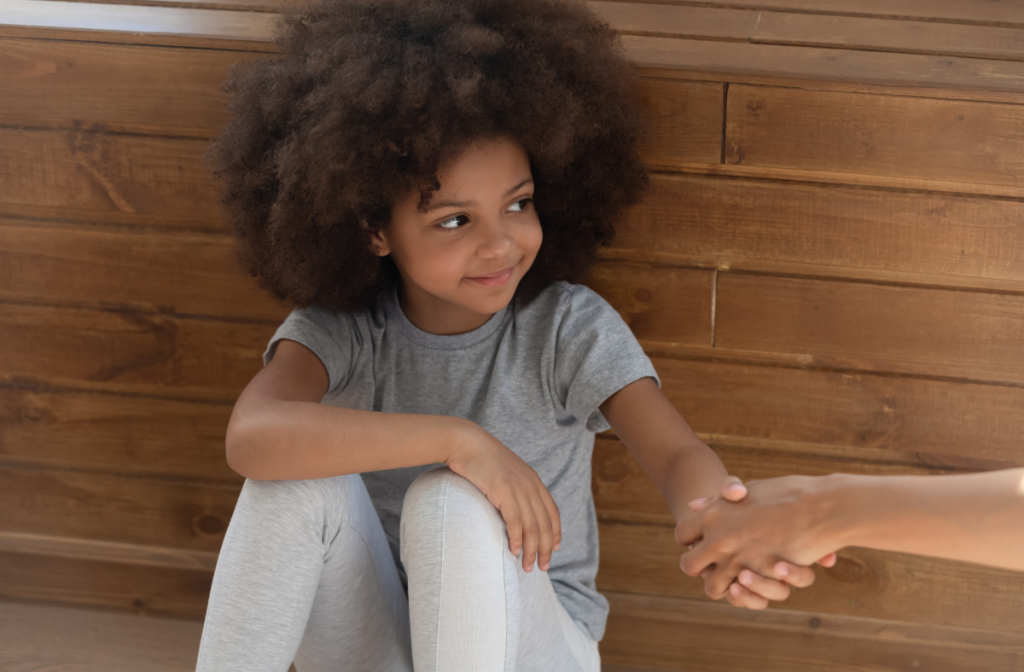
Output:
[467, 265, 516, 286]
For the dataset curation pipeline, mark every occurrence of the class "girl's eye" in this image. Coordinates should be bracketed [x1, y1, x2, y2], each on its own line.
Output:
[437, 214, 469, 230]
[508, 198, 533, 213]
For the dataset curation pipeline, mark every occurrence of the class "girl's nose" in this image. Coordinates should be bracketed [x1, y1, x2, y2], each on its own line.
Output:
[476, 218, 513, 259]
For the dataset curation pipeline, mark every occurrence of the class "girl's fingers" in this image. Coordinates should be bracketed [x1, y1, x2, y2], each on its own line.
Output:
[539, 485, 562, 554]
[773, 561, 816, 588]
[818, 552, 838, 568]
[503, 503, 523, 557]
[531, 493, 554, 572]
[519, 495, 541, 572]
[737, 569, 791, 602]
[726, 581, 769, 610]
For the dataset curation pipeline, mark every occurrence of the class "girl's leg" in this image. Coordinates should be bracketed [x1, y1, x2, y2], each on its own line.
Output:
[196, 475, 413, 672]
[401, 468, 600, 672]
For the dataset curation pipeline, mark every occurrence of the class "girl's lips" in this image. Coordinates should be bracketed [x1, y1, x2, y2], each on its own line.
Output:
[467, 266, 516, 286]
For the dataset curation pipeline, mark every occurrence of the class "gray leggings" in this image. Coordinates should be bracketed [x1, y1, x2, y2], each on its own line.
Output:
[195, 468, 600, 672]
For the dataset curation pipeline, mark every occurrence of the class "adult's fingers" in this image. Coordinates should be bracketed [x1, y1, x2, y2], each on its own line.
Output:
[726, 582, 769, 610]
[774, 561, 817, 588]
[702, 563, 739, 600]
[737, 569, 791, 602]
[720, 476, 748, 502]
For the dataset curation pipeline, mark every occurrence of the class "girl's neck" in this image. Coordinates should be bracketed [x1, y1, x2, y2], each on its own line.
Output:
[397, 283, 497, 335]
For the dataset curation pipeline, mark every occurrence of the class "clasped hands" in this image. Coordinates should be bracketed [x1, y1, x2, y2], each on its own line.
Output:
[675, 475, 839, 610]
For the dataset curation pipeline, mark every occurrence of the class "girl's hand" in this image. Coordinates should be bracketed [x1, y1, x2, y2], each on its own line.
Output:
[446, 422, 561, 573]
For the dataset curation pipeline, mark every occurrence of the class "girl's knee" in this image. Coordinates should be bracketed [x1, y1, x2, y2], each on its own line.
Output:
[240, 473, 367, 520]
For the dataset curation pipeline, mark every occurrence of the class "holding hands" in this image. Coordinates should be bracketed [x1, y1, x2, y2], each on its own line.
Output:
[676, 475, 837, 610]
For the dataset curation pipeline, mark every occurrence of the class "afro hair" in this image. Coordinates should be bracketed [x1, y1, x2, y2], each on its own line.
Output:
[208, 0, 648, 312]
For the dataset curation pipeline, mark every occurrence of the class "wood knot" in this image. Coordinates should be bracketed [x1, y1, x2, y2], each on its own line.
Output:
[195, 514, 227, 536]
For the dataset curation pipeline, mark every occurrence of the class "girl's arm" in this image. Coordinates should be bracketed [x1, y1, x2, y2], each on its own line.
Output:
[677, 468, 1024, 599]
[227, 338, 560, 573]
[599, 377, 816, 609]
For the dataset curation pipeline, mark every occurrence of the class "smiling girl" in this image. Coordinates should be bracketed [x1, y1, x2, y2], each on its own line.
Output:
[195, 1, 805, 670]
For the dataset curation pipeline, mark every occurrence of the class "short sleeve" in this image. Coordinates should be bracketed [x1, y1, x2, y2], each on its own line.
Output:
[553, 285, 660, 432]
[263, 306, 360, 395]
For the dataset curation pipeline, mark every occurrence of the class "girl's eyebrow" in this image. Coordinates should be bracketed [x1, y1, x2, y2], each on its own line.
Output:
[423, 177, 534, 212]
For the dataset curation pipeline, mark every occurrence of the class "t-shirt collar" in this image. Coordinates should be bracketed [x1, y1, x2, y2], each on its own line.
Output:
[385, 285, 511, 350]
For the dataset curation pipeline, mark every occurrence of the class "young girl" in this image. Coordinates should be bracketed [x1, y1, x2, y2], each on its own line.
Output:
[196, 1, 803, 670]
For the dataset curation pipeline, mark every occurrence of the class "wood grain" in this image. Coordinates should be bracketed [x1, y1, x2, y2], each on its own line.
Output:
[0, 0, 276, 51]
[754, 12, 1024, 62]
[650, 357, 1024, 466]
[0, 601, 205, 672]
[726, 84, 1024, 188]
[0, 465, 239, 551]
[0, 219, 289, 320]
[611, 172, 1024, 289]
[0, 550, 212, 618]
[622, 34, 1024, 97]
[678, 0, 1024, 27]
[0, 388, 239, 482]
[600, 591, 1024, 672]
[587, 262, 713, 347]
[715, 273, 1024, 386]
[1, 303, 271, 400]
[0, 128, 224, 227]
[0, 38, 239, 136]
[633, 78, 724, 167]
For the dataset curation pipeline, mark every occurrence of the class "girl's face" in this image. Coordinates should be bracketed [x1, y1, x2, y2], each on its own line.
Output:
[372, 137, 543, 335]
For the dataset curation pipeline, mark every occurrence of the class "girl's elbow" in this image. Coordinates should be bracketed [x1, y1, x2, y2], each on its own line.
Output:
[225, 416, 262, 479]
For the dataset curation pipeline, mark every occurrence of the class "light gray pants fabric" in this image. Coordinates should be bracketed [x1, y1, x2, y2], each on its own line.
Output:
[195, 468, 600, 672]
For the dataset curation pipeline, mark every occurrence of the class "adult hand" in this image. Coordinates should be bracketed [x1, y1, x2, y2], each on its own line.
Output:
[676, 475, 838, 607]
[446, 423, 561, 573]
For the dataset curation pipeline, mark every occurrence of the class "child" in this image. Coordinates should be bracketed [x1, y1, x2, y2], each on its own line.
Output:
[196, 1, 803, 670]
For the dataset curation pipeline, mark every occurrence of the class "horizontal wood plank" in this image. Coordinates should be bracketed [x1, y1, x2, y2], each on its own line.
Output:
[0, 0, 276, 51]
[725, 84, 1024, 188]
[0, 465, 239, 551]
[601, 591, 1024, 672]
[715, 273, 1024, 386]
[598, 521, 1024, 634]
[0, 601, 205, 672]
[632, 78, 724, 166]
[0, 38, 238, 136]
[650, 357, 1024, 466]
[0, 219, 289, 320]
[0, 388, 238, 482]
[623, 35, 1024, 98]
[0, 128, 224, 227]
[754, 12, 1024, 62]
[0, 551, 212, 619]
[687, 0, 1024, 27]
[1, 303, 271, 400]
[610, 172, 1024, 289]
[587, 262, 713, 347]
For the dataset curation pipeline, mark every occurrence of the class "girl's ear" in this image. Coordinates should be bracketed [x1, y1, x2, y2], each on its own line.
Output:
[368, 229, 390, 257]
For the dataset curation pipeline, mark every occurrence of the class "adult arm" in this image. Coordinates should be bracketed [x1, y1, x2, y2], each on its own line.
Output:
[599, 378, 816, 608]
[677, 468, 1024, 599]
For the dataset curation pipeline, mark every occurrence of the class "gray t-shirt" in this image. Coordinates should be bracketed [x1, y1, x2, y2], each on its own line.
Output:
[263, 281, 658, 640]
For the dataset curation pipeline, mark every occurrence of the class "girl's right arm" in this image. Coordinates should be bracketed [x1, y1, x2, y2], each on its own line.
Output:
[226, 338, 560, 572]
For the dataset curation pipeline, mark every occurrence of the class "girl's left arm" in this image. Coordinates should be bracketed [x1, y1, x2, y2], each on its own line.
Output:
[599, 376, 814, 608]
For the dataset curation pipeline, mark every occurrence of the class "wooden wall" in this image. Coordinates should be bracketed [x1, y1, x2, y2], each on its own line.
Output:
[2, 1, 1024, 669]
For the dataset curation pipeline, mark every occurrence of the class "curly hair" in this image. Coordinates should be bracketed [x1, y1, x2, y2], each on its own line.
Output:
[208, 0, 647, 312]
